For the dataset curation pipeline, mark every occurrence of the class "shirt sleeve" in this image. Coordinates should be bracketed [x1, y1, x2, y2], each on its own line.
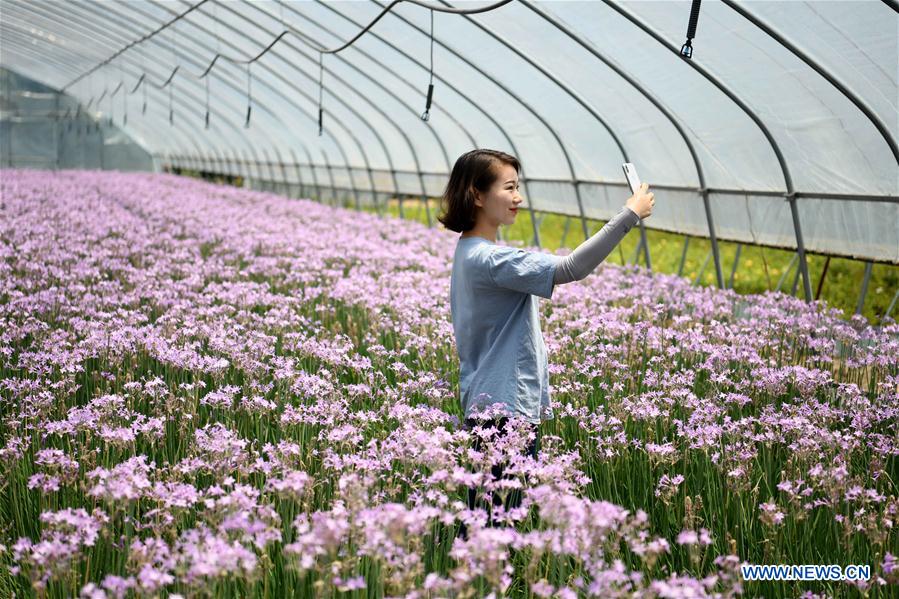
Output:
[554, 205, 641, 284]
[486, 245, 560, 299]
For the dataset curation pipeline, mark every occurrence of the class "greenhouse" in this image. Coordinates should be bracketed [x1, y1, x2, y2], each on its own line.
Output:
[0, 0, 897, 597]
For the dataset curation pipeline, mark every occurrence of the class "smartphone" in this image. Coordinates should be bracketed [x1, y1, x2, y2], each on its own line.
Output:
[622, 162, 642, 195]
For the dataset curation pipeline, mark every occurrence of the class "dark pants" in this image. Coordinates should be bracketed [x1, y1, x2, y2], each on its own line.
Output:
[459, 417, 538, 538]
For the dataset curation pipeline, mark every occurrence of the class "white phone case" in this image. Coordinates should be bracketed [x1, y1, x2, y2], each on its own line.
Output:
[622, 162, 642, 195]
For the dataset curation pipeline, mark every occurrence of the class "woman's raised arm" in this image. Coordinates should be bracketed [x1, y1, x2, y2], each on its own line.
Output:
[554, 184, 654, 284]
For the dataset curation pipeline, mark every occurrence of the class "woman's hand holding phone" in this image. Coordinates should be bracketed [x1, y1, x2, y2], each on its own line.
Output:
[626, 182, 655, 220]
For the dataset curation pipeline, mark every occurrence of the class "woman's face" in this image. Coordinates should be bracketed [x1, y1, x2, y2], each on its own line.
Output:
[474, 163, 522, 227]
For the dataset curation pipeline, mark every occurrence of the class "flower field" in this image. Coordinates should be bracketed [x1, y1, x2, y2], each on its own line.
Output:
[0, 168, 897, 598]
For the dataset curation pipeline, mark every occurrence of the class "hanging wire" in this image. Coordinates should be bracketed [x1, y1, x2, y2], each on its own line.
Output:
[105, 71, 114, 128]
[421, 9, 435, 121]
[317, 52, 323, 136]
[140, 46, 147, 115]
[245, 62, 252, 128]
[68, 0, 514, 133]
[108, 69, 115, 127]
[205, 74, 210, 129]
[169, 22, 176, 125]
[122, 61, 128, 126]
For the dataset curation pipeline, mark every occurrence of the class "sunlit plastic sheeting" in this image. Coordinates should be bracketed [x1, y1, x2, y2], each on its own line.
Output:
[522, 0, 897, 194]
[703, 193, 898, 263]
[286, 1, 484, 171]
[422, 173, 449, 197]
[134, 0, 327, 160]
[329, 0, 572, 176]
[795, 198, 899, 263]
[578, 182, 664, 222]
[522, 180, 580, 218]
[394, 171, 425, 196]
[5, 1, 212, 157]
[328, 166, 354, 190]
[349, 167, 372, 193]
[100, 129, 155, 172]
[266, 1, 455, 173]
[1, 0, 896, 263]
[194, 1, 382, 169]
[370, 169, 397, 194]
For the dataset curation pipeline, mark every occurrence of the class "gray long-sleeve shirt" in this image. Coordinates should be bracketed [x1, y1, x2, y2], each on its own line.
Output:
[449, 205, 641, 423]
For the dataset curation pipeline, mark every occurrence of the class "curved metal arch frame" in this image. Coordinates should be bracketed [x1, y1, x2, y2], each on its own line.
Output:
[8, 0, 889, 282]
[369, 0, 584, 247]
[111, 0, 379, 201]
[63, 0, 314, 166]
[443, 0, 653, 270]
[723, 0, 898, 165]
[61, 0, 372, 200]
[262, 0, 476, 222]
[9, 0, 312, 175]
[159, 0, 399, 204]
[0, 28, 210, 165]
[519, 0, 722, 286]
[299, 4, 478, 152]
[314, 0, 542, 245]
[250, 3, 454, 178]
[233, 0, 438, 204]
[0, 23, 198, 158]
[603, 0, 812, 301]
[188, 1, 396, 201]
[0, 40, 172, 169]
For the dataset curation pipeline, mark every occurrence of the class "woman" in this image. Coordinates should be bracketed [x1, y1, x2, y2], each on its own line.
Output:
[438, 149, 654, 534]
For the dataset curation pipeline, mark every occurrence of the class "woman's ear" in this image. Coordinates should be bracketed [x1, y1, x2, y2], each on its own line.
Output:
[472, 188, 482, 208]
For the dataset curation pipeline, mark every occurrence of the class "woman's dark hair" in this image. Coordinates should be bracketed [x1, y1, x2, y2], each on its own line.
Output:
[437, 149, 520, 233]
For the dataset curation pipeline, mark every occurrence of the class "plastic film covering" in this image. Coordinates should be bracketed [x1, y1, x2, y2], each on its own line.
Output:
[0, 0, 896, 262]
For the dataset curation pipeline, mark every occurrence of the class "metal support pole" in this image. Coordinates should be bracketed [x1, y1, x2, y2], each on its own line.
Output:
[882, 288, 899, 324]
[560, 215, 571, 249]
[423, 194, 433, 227]
[856, 261, 873, 315]
[575, 182, 589, 242]
[678, 236, 690, 277]
[776, 253, 798, 291]
[728, 243, 742, 289]
[54, 92, 61, 169]
[786, 192, 813, 301]
[630, 237, 642, 265]
[693, 250, 712, 286]
[701, 188, 724, 288]
[637, 221, 652, 271]
[815, 256, 831, 301]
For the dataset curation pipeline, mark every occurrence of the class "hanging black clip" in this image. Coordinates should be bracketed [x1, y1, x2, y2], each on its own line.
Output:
[318, 107, 323, 136]
[245, 105, 252, 129]
[205, 76, 210, 129]
[421, 83, 434, 121]
[680, 0, 701, 60]
[421, 10, 436, 121]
